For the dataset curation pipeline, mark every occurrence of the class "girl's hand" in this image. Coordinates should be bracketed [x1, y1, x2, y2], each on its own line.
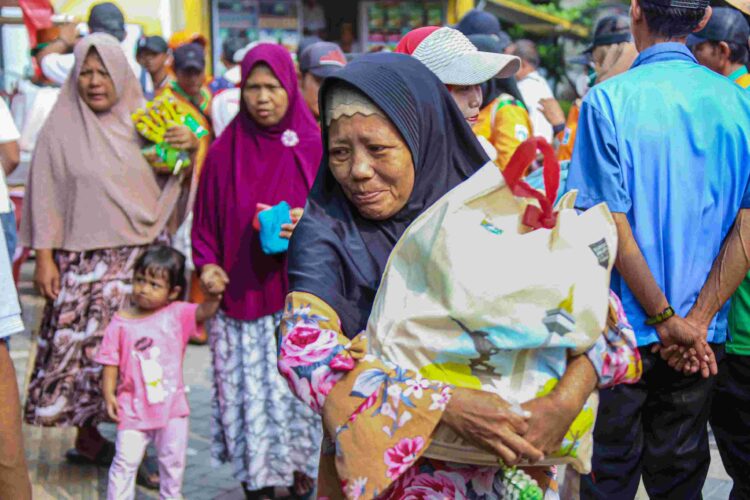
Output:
[442, 387, 543, 466]
[34, 251, 61, 301]
[200, 264, 229, 295]
[164, 125, 199, 152]
[105, 395, 120, 423]
[280, 208, 305, 240]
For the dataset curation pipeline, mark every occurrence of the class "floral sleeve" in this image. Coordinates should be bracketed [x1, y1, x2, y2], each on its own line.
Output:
[278, 292, 453, 499]
[585, 291, 643, 389]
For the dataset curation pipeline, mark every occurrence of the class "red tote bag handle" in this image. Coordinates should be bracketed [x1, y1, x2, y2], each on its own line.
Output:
[501, 137, 561, 230]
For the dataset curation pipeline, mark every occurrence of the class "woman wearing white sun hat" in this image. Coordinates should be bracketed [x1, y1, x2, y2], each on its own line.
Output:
[395, 26, 532, 170]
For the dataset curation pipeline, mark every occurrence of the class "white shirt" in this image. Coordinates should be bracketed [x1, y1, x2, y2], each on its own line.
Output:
[517, 70, 554, 143]
[211, 88, 241, 138]
[40, 40, 143, 86]
[0, 99, 20, 214]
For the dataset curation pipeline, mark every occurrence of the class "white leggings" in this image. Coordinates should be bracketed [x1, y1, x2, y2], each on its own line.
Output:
[106, 417, 189, 500]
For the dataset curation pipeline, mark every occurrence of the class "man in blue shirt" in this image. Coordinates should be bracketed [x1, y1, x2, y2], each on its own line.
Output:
[567, 0, 750, 496]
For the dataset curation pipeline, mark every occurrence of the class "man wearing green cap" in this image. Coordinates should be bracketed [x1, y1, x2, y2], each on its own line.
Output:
[689, 7, 750, 498]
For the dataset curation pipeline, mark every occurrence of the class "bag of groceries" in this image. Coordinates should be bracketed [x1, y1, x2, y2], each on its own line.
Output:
[367, 137, 617, 473]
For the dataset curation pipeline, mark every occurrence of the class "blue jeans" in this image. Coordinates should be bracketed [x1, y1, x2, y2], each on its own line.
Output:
[0, 209, 16, 260]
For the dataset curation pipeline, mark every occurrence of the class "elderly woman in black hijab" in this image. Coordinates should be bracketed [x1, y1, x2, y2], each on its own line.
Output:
[278, 53, 636, 499]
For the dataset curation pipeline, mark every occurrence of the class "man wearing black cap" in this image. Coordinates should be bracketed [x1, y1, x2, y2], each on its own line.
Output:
[136, 36, 171, 100]
[689, 6, 750, 88]
[566, 0, 750, 497]
[169, 43, 211, 116]
[159, 42, 212, 182]
[36, 2, 143, 86]
[298, 41, 346, 120]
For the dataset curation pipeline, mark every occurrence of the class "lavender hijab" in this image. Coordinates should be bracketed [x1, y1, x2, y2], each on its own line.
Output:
[191, 43, 322, 321]
[20, 33, 185, 251]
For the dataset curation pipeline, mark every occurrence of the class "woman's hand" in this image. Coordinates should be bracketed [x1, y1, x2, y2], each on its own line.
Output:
[521, 393, 579, 456]
[441, 387, 543, 466]
[520, 355, 598, 455]
[34, 250, 60, 301]
[164, 125, 200, 152]
[280, 207, 305, 240]
[200, 264, 230, 296]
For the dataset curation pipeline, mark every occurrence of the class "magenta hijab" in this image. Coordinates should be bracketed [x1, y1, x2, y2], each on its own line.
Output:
[192, 43, 322, 321]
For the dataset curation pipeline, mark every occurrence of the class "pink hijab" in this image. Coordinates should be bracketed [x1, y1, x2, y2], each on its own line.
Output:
[20, 33, 185, 252]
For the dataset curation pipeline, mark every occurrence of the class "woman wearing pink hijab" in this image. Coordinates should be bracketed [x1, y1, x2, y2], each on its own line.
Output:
[21, 33, 192, 478]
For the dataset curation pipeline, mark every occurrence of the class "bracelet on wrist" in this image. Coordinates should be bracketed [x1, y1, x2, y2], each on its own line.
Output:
[646, 305, 675, 326]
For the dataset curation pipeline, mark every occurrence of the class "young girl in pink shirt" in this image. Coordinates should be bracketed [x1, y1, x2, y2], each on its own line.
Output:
[96, 245, 228, 500]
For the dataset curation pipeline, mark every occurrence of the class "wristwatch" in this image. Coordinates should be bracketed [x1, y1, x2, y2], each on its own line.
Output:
[645, 305, 675, 326]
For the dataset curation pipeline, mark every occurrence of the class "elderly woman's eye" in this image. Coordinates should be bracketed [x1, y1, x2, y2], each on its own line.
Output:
[330, 148, 350, 159]
[368, 145, 387, 154]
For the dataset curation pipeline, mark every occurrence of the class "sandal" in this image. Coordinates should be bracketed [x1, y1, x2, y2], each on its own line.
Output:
[64, 440, 116, 467]
[136, 455, 160, 490]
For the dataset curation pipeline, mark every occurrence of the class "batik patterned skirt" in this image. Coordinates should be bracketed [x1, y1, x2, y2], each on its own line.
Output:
[207, 310, 322, 490]
[24, 241, 163, 427]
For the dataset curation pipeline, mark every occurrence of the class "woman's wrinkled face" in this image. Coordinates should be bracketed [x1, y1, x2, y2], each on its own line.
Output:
[77, 49, 118, 113]
[448, 84, 482, 126]
[328, 113, 414, 221]
[243, 63, 290, 127]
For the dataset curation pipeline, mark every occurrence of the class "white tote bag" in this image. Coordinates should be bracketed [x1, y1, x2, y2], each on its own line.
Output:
[367, 138, 617, 473]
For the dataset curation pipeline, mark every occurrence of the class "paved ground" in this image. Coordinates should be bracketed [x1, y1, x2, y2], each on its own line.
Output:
[9, 261, 735, 499]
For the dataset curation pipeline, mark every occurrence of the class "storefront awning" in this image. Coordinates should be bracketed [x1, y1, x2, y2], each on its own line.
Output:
[485, 0, 589, 39]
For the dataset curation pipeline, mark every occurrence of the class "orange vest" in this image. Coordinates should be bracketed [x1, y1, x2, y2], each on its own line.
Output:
[735, 73, 750, 89]
[556, 103, 580, 163]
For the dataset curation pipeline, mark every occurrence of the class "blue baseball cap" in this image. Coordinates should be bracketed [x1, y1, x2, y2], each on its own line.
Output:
[173, 43, 205, 72]
[299, 42, 347, 78]
[687, 7, 750, 48]
[455, 10, 502, 37]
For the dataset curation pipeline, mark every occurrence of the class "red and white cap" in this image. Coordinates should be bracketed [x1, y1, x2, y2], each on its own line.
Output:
[395, 26, 520, 85]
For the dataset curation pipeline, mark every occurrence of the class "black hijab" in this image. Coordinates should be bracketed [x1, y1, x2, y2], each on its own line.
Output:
[288, 53, 489, 338]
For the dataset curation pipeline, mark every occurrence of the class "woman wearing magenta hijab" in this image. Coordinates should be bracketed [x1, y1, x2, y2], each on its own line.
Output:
[191, 43, 322, 499]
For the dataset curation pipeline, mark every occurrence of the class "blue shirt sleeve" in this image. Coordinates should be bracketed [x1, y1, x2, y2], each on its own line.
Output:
[567, 97, 632, 213]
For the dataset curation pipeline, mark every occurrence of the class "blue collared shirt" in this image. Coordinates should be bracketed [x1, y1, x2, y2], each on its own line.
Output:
[567, 43, 750, 346]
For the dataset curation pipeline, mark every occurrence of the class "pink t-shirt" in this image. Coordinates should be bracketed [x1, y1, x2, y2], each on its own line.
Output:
[96, 301, 198, 431]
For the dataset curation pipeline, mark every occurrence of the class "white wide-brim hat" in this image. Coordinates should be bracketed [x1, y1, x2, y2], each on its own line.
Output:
[413, 27, 521, 85]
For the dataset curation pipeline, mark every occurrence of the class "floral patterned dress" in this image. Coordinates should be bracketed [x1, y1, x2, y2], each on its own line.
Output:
[278, 291, 641, 499]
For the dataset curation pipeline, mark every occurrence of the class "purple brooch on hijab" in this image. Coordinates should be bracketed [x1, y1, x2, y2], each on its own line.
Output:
[282, 129, 300, 147]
